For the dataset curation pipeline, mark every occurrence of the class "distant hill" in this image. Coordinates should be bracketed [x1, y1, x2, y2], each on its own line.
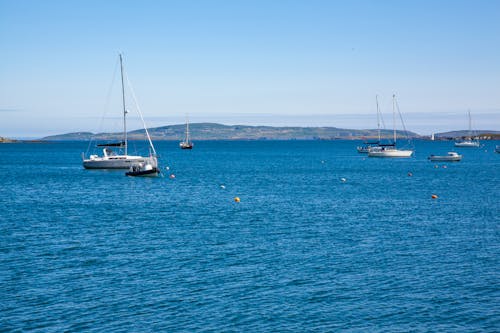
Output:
[41, 123, 420, 141]
[435, 130, 500, 139]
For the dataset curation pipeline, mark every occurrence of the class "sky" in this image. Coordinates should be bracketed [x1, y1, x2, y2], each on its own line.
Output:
[1, 0, 499, 138]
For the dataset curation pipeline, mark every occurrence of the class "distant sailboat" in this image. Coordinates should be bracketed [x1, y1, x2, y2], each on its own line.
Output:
[179, 115, 193, 149]
[82, 54, 158, 169]
[454, 110, 480, 147]
[368, 95, 414, 158]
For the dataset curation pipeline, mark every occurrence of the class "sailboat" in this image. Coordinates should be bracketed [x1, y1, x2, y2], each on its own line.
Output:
[357, 95, 382, 153]
[454, 110, 480, 147]
[368, 95, 414, 158]
[82, 54, 158, 170]
[179, 115, 193, 149]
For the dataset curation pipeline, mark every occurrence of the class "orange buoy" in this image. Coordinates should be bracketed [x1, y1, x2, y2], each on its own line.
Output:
[234, 197, 240, 203]
[431, 194, 438, 199]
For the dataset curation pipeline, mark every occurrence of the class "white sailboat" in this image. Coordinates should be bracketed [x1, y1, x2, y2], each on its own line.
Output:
[368, 95, 414, 158]
[454, 110, 480, 147]
[179, 114, 193, 149]
[82, 54, 158, 169]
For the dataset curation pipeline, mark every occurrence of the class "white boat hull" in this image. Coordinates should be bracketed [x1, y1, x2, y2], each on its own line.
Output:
[454, 141, 479, 147]
[83, 155, 154, 169]
[428, 152, 462, 161]
[368, 149, 413, 158]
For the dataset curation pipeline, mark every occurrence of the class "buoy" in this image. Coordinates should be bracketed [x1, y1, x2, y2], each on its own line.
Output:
[407, 172, 413, 177]
[431, 194, 438, 199]
[434, 165, 439, 168]
[340, 177, 347, 182]
[220, 184, 226, 189]
[165, 166, 170, 170]
[442, 165, 447, 169]
[169, 174, 175, 179]
[234, 197, 240, 202]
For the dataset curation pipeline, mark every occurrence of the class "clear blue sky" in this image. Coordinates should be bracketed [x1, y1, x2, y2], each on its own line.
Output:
[1, 0, 499, 137]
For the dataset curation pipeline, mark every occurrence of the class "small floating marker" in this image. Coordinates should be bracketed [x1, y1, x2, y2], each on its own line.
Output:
[169, 174, 175, 179]
[434, 165, 439, 168]
[407, 172, 413, 177]
[234, 197, 240, 203]
[442, 165, 447, 169]
[165, 166, 170, 171]
[340, 177, 347, 182]
[321, 160, 325, 164]
[431, 194, 438, 199]
[220, 184, 226, 189]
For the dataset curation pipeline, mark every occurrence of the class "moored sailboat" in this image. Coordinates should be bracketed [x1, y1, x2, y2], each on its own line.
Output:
[179, 114, 193, 149]
[368, 95, 413, 158]
[454, 110, 480, 147]
[82, 54, 158, 169]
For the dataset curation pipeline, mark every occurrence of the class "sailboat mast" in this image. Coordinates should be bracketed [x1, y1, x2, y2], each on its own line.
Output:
[119, 54, 128, 156]
[376, 95, 381, 142]
[186, 114, 190, 143]
[468, 110, 472, 137]
[392, 94, 396, 144]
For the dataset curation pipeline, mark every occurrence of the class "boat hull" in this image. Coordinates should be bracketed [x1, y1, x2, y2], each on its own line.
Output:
[368, 149, 413, 158]
[454, 141, 479, 147]
[83, 155, 154, 169]
[180, 142, 193, 149]
[428, 156, 462, 161]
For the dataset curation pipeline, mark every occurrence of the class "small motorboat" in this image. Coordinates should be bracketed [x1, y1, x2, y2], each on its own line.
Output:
[125, 163, 160, 177]
[428, 152, 462, 162]
[357, 142, 379, 153]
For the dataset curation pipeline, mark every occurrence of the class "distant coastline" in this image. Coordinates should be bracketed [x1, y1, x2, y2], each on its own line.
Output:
[0, 136, 18, 143]
[39, 123, 500, 141]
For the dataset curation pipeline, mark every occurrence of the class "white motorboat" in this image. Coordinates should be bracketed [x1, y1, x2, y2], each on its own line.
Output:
[428, 152, 462, 162]
[82, 54, 158, 170]
[454, 140, 480, 148]
[454, 111, 480, 148]
[368, 95, 413, 158]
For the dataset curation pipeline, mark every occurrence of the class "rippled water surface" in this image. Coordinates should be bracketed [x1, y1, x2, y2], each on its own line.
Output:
[1, 140, 499, 331]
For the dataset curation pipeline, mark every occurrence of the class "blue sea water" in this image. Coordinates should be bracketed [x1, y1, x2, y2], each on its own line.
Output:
[0, 140, 499, 332]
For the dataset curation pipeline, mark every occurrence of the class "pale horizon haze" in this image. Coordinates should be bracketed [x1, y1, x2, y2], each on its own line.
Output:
[1, 0, 499, 138]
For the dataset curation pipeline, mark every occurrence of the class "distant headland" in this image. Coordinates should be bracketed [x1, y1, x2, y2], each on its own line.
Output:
[5, 123, 500, 142]
[41, 123, 421, 141]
